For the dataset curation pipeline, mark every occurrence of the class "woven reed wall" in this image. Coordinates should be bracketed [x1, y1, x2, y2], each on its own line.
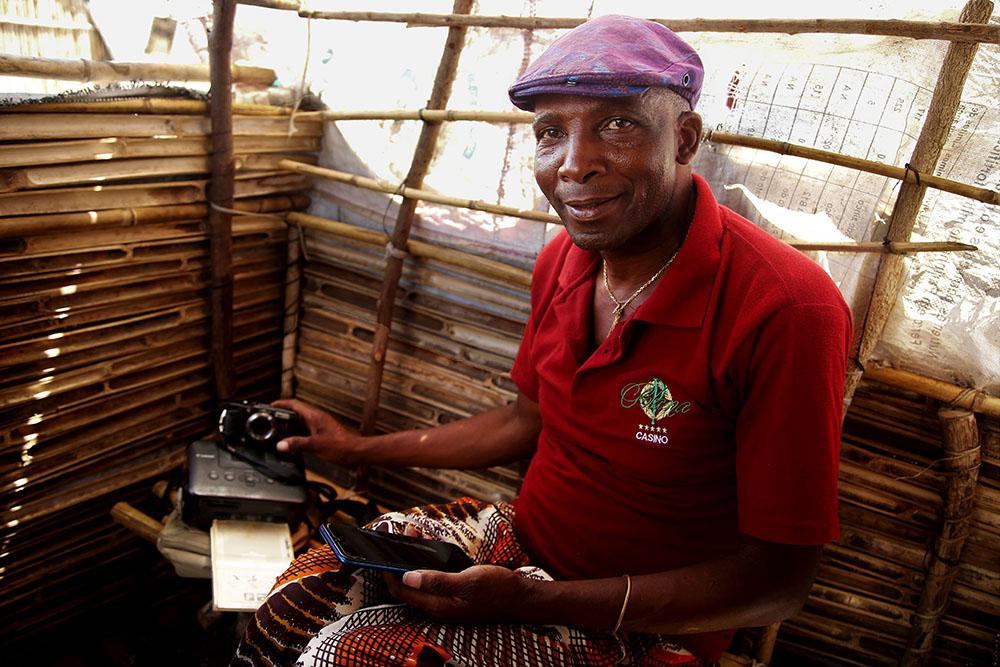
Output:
[295, 224, 529, 505]
[780, 383, 999, 665]
[292, 218, 1000, 666]
[0, 105, 318, 648]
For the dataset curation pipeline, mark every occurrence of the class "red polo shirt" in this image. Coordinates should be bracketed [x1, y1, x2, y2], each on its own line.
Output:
[510, 174, 851, 657]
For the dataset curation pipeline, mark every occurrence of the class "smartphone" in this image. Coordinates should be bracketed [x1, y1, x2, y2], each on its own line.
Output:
[319, 522, 474, 574]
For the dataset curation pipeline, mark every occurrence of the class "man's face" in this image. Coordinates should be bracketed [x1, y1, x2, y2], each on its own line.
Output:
[532, 90, 692, 253]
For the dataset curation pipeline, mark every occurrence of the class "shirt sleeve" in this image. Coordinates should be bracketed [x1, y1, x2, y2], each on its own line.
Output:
[735, 301, 852, 545]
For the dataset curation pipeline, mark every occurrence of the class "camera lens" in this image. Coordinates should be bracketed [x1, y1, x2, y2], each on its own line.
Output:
[246, 411, 276, 442]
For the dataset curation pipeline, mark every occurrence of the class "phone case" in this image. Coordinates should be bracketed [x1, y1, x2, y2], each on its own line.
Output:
[319, 523, 473, 574]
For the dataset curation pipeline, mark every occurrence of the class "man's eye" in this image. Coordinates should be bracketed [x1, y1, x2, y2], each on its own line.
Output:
[605, 118, 634, 130]
[536, 128, 561, 140]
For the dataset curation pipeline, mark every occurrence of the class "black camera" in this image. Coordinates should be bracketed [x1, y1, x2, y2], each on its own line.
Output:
[218, 401, 308, 449]
[181, 401, 310, 530]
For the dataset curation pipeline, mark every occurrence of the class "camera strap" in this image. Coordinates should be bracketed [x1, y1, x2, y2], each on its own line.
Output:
[218, 442, 305, 486]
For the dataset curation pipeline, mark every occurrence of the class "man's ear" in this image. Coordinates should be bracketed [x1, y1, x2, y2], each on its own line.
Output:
[675, 111, 702, 166]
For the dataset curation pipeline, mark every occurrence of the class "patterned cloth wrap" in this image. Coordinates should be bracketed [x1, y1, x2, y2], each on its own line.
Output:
[232, 497, 700, 667]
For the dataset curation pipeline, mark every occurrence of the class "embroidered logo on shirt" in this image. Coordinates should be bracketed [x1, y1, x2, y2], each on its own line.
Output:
[620, 377, 691, 445]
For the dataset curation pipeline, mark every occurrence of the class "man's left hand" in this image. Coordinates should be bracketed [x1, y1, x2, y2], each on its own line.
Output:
[385, 565, 529, 623]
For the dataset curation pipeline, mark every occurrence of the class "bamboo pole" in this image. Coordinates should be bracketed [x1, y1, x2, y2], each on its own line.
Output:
[360, 0, 475, 442]
[0, 194, 308, 238]
[7, 169, 301, 209]
[757, 622, 782, 664]
[293, 11, 1000, 45]
[863, 366, 1000, 418]
[310, 111, 997, 206]
[0, 153, 314, 192]
[279, 159, 556, 223]
[0, 114, 323, 141]
[2, 217, 284, 264]
[238, 0, 302, 9]
[280, 161, 975, 255]
[790, 241, 976, 254]
[0, 180, 208, 216]
[281, 221, 302, 398]
[208, 0, 237, 403]
[320, 109, 532, 123]
[901, 408, 980, 666]
[704, 131, 1000, 207]
[288, 211, 532, 287]
[843, 0, 994, 411]
[0, 135, 320, 169]
[110, 502, 164, 544]
[0, 53, 276, 85]
[1, 99, 322, 115]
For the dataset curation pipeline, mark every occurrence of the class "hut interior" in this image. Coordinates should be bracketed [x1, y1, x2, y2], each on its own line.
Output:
[1, 1, 998, 665]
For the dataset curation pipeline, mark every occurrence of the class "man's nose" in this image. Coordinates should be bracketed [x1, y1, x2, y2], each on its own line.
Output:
[557, 135, 605, 183]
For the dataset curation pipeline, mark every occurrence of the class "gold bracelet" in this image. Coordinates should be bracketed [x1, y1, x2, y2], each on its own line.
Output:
[612, 574, 632, 635]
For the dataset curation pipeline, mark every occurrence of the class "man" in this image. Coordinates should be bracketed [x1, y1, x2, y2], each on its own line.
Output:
[233, 15, 851, 667]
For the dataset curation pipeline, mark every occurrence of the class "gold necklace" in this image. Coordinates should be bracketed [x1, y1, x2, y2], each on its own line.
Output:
[602, 250, 679, 336]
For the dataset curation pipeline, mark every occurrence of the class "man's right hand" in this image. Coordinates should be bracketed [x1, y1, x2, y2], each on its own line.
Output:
[271, 399, 361, 463]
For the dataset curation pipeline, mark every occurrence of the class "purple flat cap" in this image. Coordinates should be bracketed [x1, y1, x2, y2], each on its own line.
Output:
[508, 15, 704, 111]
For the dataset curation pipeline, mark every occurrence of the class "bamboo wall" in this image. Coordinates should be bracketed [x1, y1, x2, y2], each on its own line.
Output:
[0, 103, 318, 649]
[780, 382, 999, 665]
[294, 222, 528, 504]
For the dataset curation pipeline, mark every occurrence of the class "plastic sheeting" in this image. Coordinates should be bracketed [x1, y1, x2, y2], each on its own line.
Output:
[691, 26, 1000, 394]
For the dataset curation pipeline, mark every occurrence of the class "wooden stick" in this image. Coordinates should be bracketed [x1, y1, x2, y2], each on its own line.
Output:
[311, 111, 997, 206]
[0, 185, 291, 226]
[294, 11, 1000, 44]
[0, 180, 207, 216]
[0, 53, 276, 85]
[757, 622, 782, 664]
[281, 221, 302, 398]
[320, 109, 533, 123]
[238, 0, 302, 10]
[705, 131, 1000, 207]
[0, 135, 320, 169]
[360, 0, 475, 448]
[2, 99, 320, 116]
[2, 215, 281, 264]
[209, 0, 237, 403]
[843, 0, 993, 411]
[110, 502, 164, 544]
[901, 408, 980, 666]
[279, 159, 556, 223]
[0, 114, 323, 141]
[288, 211, 532, 287]
[0, 194, 308, 238]
[281, 161, 976, 255]
[0, 154, 314, 192]
[864, 366, 1000, 418]
[790, 241, 976, 253]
